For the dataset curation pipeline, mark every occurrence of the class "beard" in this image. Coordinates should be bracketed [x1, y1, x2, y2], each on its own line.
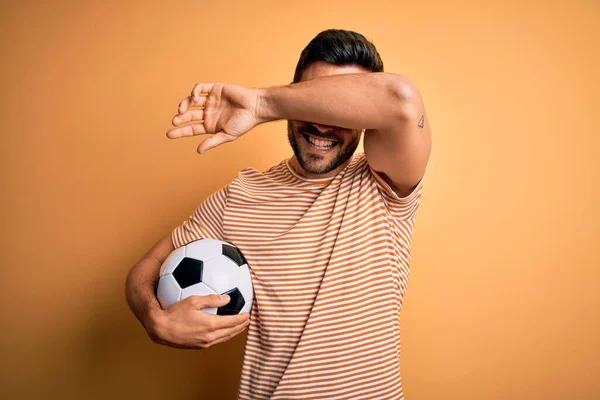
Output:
[287, 121, 361, 175]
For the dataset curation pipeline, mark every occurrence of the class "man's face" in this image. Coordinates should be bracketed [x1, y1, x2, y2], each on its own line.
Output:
[287, 62, 366, 175]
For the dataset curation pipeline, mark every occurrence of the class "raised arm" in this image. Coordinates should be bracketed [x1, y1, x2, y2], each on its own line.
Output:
[257, 72, 431, 196]
[167, 71, 431, 196]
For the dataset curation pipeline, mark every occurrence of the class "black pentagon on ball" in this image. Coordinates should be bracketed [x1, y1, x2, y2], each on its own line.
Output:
[217, 288, 245, 316]
[222, 243, 247, 267]
[172, 257, 203, 289]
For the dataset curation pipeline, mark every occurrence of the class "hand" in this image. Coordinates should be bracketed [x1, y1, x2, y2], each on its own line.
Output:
[166, 82, 261, 154]
[145, 294, 251, 350]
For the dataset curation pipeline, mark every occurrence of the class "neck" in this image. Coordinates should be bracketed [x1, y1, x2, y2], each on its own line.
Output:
[288, 155, 353, 179]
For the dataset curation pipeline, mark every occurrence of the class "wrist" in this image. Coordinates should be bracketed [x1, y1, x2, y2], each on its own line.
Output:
[255, 87, 279, 125]
[142, 301, 164, 335]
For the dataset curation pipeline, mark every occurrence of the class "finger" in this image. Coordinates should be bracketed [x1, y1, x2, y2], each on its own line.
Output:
[166, 123, 207, 139]
[178, 96, 194, 114]
[191, 93, 208, 108]
[172, 109, 204, 126]
[197, 132, 234, 154]
[207, 321, 250, 347]
[210, 325, 249, 347]
[214, 320, 250, 339]
[207, 311, 250, 330]
[185, 294, 231, 309]
[191, 83, 214, 103]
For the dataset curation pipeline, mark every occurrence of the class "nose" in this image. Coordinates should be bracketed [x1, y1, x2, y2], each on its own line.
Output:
[312, 123, 335, 133]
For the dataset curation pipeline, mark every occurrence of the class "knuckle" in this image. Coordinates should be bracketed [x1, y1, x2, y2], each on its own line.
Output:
[203, 333, 216, 343]
[189, 295, 203, 307]
[206, 319, 217, 331]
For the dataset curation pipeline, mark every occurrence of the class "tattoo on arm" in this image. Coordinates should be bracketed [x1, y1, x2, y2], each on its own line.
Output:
[418, 115, 424, 129]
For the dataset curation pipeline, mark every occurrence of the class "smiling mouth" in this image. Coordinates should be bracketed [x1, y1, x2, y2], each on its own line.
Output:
[301, 132, 339, 150]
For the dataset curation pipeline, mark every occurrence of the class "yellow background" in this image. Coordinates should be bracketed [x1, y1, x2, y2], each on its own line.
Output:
[1, 1, 598, 399]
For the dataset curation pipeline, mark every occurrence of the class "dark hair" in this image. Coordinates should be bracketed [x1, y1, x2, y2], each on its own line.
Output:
[293, 29, 384, 83]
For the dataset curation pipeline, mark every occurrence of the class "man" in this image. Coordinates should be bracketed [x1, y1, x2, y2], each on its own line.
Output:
[126, 29, 431, 399]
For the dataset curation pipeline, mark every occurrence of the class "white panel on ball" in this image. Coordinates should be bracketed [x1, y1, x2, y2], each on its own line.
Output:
[202, 256, 240, 295]
[156, 274, 181, 309]
[185, 238, 224, 261]
[240, 300, 253, 314]
[237, 263, 254, 304]
[160, 245, 186, 276]
[181, 282, 219, 315]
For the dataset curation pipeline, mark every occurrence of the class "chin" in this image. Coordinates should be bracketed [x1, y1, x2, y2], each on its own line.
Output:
[299, 152, 339, 174]
[287, 120, 360, 175]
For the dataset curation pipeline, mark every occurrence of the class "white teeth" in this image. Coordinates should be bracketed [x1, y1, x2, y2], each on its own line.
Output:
[306, 134, 335, 149]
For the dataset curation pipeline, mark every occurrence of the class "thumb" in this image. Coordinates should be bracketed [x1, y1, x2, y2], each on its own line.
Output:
[189, 294, 230, 309]
[197, 132, 233, 154]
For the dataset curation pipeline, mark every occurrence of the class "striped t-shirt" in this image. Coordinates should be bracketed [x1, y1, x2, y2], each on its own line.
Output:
[171, 152, 426, 399]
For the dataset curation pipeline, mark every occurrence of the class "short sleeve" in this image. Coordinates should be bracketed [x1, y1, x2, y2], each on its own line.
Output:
[171, 184, 229, 249]
[369, 166, 427, 221]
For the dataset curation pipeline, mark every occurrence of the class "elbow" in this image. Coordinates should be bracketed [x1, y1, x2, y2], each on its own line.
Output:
[393, 80, 423, 124]
[391, 74, 418, 101]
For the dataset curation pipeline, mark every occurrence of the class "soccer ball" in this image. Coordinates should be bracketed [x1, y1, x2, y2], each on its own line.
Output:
[156, 238, 253, 315]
